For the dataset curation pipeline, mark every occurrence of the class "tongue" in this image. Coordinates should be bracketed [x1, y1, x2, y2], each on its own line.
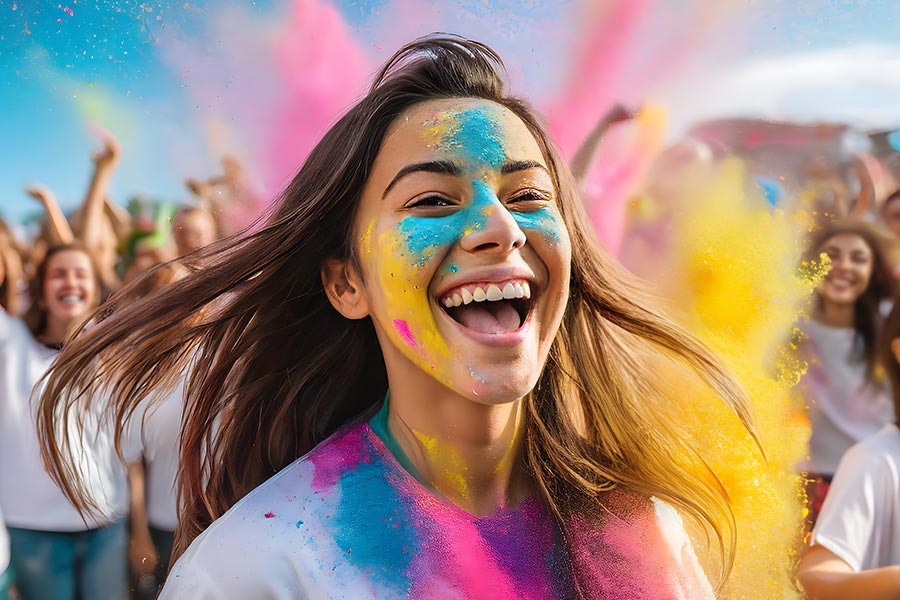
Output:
[453, 301, 522, 334]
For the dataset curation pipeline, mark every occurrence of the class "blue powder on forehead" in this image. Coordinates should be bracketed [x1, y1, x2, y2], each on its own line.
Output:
[442, 107, 506, 169]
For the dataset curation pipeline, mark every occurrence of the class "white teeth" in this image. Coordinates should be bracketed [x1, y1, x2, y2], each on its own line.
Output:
[60, 295, 83, 304]
[442, 280, 533, 307]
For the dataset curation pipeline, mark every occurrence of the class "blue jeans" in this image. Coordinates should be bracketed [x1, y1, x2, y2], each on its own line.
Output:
[8, 520, 127, 600]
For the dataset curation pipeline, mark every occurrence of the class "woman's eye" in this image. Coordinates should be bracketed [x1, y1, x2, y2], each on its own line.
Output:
[507, 189, 552, 208]
[407, 195, 454, 209]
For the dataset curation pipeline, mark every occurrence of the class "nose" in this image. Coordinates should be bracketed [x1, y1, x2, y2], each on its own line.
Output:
[63, 271, 79, 286]
[459, 182, 526, 255]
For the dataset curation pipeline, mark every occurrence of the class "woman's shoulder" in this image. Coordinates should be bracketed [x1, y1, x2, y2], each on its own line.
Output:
[162, 421, 386, 596]
[840, 424, 900, 473]
[568, 488, 715, 600]
[0, 308, 45, 355]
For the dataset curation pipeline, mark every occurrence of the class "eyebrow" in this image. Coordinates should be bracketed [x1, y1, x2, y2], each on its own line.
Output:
[382, 159, 550, 199]
[501, 160, 548, 175]
[383, 160, 461, 198]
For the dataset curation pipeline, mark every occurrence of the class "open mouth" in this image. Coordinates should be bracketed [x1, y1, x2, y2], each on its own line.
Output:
[438, 280, 533, 335]
[58, 294, 85, 305]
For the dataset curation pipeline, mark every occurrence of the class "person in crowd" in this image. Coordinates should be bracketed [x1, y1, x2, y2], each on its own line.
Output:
[170, 204, 219, 257]
[796, 220, 897, 529]
[0, 242, 134, 600]
[798, 297, 900, 599]
[185, 155, 258, 238]
[879, 190, 900, 239]
[38, 35, 758, 598]
[129, 382, 184, 599]
[26, 133, 129, 297]
[0, 220, 25, 317]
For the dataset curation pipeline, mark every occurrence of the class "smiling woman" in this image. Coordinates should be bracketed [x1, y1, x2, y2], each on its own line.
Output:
[796, 220, 897, 530]
[0, 243, 137, 600]
[37, 35, 756, 599]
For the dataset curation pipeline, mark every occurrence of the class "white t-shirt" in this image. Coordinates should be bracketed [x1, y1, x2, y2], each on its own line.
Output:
[811, 423, 900, 571]
[799, 319, 894, 475]
[161, 420, 712, 599]
[140, 383, 183, 530]
[0, 309, 133, 531]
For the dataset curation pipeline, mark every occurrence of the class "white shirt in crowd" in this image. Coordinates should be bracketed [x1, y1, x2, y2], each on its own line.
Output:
[811, 423, 900, 571]
[0, 309, 134, 531]
[140, 382, 184, 531]
[799, 319, 895, 475]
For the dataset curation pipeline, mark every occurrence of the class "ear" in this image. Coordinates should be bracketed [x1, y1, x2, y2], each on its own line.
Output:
[320, 257, 369, 320]
[890, 338, 900, 365]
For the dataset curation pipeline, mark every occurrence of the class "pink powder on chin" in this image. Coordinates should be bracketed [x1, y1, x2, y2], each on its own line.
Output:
[264, 512, 276, 519]
[393, 319, 418, 349]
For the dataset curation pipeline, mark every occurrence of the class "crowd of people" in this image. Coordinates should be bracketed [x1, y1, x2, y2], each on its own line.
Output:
[1, 34, 900, 599]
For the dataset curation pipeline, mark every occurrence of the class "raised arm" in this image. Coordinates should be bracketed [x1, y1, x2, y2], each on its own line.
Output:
[77, 133, 121, 245]
[799, 545, 900, 600]
[569, 104, 636, 182]
[0, 222, 25, 316]
[26, 184, 75, 245]
[104, 196, 133, 247]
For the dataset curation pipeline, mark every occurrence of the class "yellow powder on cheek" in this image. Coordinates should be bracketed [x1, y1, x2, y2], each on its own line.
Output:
[658, 158, 825, 598]
[359, 219, 376, 256]
[375, 228, 456, 385]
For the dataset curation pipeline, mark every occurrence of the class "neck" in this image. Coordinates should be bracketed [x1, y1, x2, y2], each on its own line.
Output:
[40, 317, 69, 347]
[386, 389, 530, 516]
[813, 300, 855, 328]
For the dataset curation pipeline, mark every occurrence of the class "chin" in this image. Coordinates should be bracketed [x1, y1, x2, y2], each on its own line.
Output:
[456, 364, 541, 406]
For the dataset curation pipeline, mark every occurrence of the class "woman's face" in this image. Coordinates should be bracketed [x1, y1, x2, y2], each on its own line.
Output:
[41, 249, 99, 326]
[352, 98, 571, 404]
[817, 233, 874, 307]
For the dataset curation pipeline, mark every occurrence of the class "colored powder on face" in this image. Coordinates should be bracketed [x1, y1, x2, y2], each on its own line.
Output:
[445, 263, 459, 273]
[376, 229, 454, 384]
[264, 512, 276, 519]
[360, 219, 376, 256]
[424, 106, 506, 169]
[393, 319, 418, 349]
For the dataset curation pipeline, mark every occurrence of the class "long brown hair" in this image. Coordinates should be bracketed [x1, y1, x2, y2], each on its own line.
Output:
[805, 219, 896, 376]
[38, 35, 754, 590]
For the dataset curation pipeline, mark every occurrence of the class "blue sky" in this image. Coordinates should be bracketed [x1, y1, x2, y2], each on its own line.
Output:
[1, 0, 898, 226]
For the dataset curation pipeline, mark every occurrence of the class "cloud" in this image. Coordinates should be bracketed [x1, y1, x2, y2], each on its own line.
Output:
[661, 43, 900, 137]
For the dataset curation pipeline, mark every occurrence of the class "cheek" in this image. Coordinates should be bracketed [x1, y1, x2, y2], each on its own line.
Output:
[511, 208, 564, 246]
[371, 222, 457, 367]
